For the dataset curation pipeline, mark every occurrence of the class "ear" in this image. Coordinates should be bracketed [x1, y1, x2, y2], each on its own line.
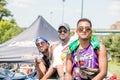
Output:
[89, 30, 92, 38]
[75, 29, 77, 33]
[71, 29, 77, 36]
[76, 29, 79, 35]
[90, 30, 92, 34]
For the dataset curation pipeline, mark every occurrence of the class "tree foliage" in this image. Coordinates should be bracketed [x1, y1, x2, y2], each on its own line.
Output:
[102, 34, 120, 56]
[0, 20, 23, 44]
[102, 35, 112, 52]
[0, 0, 13, 20]
[0, 0, 24, 44]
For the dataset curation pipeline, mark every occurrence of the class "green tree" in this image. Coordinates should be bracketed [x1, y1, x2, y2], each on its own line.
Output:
[0, 20, 23, 44]
[102, 34, 120, 62]
[110, 35, 120, 55]
[102, 35, 112, 52]
[0, 0, 24, 44]
[0, 0, 12, 20]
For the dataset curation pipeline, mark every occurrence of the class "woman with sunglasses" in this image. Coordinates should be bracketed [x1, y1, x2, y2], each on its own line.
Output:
[66, 18, 108, 80]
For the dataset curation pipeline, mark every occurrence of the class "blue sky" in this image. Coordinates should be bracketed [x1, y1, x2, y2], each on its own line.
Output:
[7, 0, 120, 30]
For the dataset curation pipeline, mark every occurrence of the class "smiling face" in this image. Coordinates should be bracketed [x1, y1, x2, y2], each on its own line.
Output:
[58, 26, 70, 41]
[36, 39, 49, 53]
[76, 21, 92, 40]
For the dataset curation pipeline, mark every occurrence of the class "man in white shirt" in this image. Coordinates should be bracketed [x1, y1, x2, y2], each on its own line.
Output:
[41, 23, 71, 80]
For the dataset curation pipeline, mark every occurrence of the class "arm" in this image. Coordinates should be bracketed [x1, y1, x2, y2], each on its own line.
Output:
[35, 58, 46, 79]
[92, 43, 108, 80]
[41, 64, 56, 80]
[41, 43, 58, 80]
[65, 54, 72, 80]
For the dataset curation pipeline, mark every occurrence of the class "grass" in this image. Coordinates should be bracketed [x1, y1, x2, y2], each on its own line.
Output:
[108, 61, 120, 78]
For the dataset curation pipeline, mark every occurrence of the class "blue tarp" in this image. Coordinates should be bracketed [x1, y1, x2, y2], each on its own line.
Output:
[0, 69, 38, 80]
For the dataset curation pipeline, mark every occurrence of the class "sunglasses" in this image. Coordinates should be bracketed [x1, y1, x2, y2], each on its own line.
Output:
[58, 30, 68, 33]
[36, 41, 46, 46]
[77, 26, 91, 32]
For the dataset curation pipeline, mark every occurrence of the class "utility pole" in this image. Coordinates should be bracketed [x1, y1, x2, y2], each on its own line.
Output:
[62, 0, 65, 23]
[81, 0, 84, 18]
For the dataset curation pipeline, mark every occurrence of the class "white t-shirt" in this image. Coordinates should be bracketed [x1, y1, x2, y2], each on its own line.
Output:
[53, 43, 68, 68]
[52, 33, 78, 68]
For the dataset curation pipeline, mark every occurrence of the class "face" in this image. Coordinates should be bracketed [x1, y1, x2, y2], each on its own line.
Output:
[58, 27, 70, 41]
[36, 39, 49, 53]
[76, 21, 92, 40]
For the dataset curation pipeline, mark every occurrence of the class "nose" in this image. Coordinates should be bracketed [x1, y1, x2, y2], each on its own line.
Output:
[83, 28, 86, 32]
[61, 31, 65, 34]
[39, 43, 42, 46]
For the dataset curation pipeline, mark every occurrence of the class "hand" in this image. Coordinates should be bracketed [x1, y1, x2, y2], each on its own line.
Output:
[34, 57, 41, 67]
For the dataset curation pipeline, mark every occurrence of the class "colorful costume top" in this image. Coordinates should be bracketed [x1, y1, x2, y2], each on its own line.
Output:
[61, 36, 100, 60]
[72, 44, 99, 80]
[60, 35, 100, 80]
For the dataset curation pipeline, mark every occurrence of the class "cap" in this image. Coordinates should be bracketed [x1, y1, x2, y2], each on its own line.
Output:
[35, 36, 48, 44]
[58, 23, 70, 31]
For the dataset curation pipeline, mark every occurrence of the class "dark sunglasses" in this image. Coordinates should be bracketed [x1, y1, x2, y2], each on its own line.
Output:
[58, 30, 68, 33]
[36, 41, 46, 46]
[77, 26, 91, 32]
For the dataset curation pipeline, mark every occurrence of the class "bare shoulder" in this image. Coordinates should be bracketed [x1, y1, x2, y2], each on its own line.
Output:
[99, 43, 106, 50]
[96, 43, 106, 55]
